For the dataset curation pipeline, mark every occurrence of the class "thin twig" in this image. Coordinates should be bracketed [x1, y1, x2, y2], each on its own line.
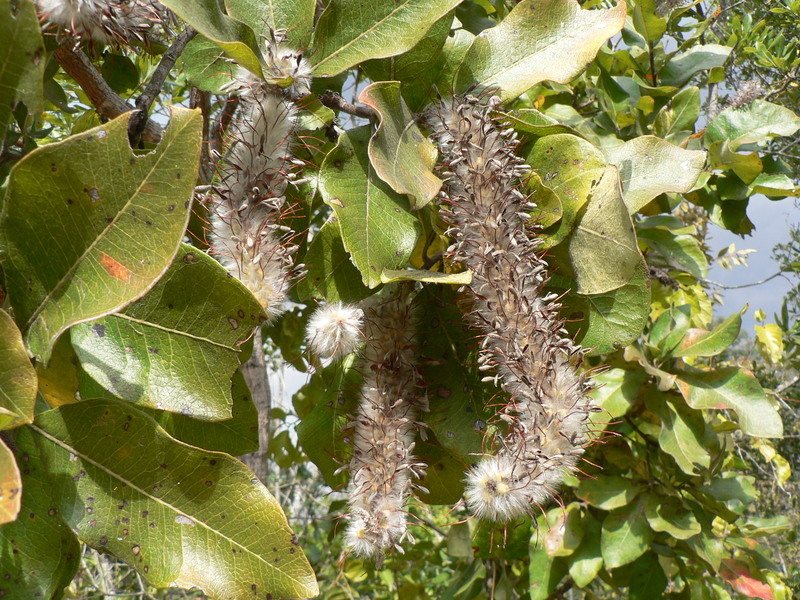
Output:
[318, 90, 377, 120]
[54, 44, 163, 144]
[129, 26, 197, 145]
[701, 271, 785, 290]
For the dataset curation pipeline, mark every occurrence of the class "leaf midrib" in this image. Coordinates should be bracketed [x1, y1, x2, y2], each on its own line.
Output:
[113, 313, 238, 351]
[29, 422, 307, 588]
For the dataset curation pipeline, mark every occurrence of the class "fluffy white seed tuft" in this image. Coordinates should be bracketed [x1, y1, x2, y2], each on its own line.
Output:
[36, 0, 165, 44]
[305, 302, 364, 360]
[464, 456, 531, 522]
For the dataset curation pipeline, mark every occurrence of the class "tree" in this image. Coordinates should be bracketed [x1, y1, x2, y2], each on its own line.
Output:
[0, 0, 798, 599]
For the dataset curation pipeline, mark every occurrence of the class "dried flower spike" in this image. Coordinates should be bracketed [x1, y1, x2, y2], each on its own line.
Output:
[427, 95, 596, 522]
[209, 33, 311, 320]
[305, 302, 364, 360]
[344, 286, 426, 560]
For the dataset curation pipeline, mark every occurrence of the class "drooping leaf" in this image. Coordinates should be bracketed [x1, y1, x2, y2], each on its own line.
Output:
[676, 367, 783, 438]
[673, 310, 742, 358]
[658, 45, 732, 87]
[359, 82, 442, 209]
[0, 109, 202, 363]
[705, 100, 800, 151]
[637, 220, 709, 279]
[224, 0, 316, 47]
[0, 438, 20, 524]
[604, 136, 706, 214]
[645, 391, 710, 475]
[19, 399, 318, 599]
[0, 310, 36, 430]
[644, 495, 701, 540]
[309, 0, 461, 77]
[569, 165, 643, 294]
[71, 244, 265, 420]
[0, 0, 44, 132]
[600, 497, 653, 569]
[318, 126, 420, 288]
[555, 262, 651, 356]
[159, 0, 264, 77]
[100, 53, 139, 94]
[296, 220, 373, 304]
[182, 36, 234, 94]
[526, 133, 606, 248]
[0, 441, 81, 600]
[456, 0, 626, 101]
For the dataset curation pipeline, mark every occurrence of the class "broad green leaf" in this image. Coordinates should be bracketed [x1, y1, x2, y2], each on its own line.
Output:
[569, 165, 643, 294]
[318, 126, 420, 288]
[294, 359, 360, 489]
[637, 225, 709, 279]
[588, 368, 647, 419]
[224, 0, 316, 47]
[644, 495, 701, 540]
[417, 286, 492, 461]
[381, 268, 471, 285]
[71, 245, 266, 420]
[361, 10, 453, 88]
[0, 438, 20, 524]
[575, 475, 644, 510]
[359, 82, 442, 209]
[673, 311, 742, 358]
[0, 0, 44, 132]
[740, 516, 792, 537]
[309, 0, 461, 77]
[456, 0, 626, 101]
[182, 36, 234, 94]
[476, 516, 532, 560]
[676, 367, 783, 438]
[600, 498, 653, 569]
[705, 100, 800, 151]
[159, 0, 264, 77]
[0, 109, 202, 364]
[0, 310, 36, 430]
[755, 323, 784, 365]
[701, 474, 757, 512]
[685, 533, 726, 570]
[19, 399, 318, 599]
[627, 552, 668, 600]
[659, 45, 731, 87]
[749, 172, 800, 197]
[36, 334, 81, 409]
[101, 53, 139, 94]
[631, 0, 666, 42]
[416, 437, 465, 505]
[529, 548, 568, 600]
[653, 86, 701, 140]
[645, 392, 710, 475]
[555, 262, 650, 356]
[708, 140, 764, 184]
[500, 108, 585, 140]
[604, 136, 706, 214]
[568, 515, 603, 587]
[656, 304, 692, 356]
[295, 220, 373, 303]
[526, 133, 606, 248]
[527, 173, 563, 229]
[0, 442, 81, 600]
[540, 504, 584, 557]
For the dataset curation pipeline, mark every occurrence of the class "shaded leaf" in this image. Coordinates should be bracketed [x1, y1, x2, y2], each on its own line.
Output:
[318, 126, 420, 288]
[100, 53, 139, 94]
[568, 514, 603, 587]
[159, 0, 264, 77]
[644, 494, 701, 540]
[71, 245, 266, 420]
[296, 220, 373, 304]
[604, 136, 706, 214]
[415, 438, 465, 505]
[645, 391, 710, 475]
[676, 367, 783, 438]
[627, 551, 668, 600]
[36, 334, 80, 409]
[224, 0, 316, 47]
[0, 0, 44, 132]
[659, 45, 731, 87]
[501, 108, 585, 140]
[0, 438, 20, 524]
[540, 503, 584, 557]
[569, 165, 643, 294]
[456, 0, 626, 101]
[0, 310, 36, 430]
[600, 498, 653, 569]
[0, 441, 81, 600]
[19, 399, 318, 599]
[637, 219, 708, 279]
[309, 0, 461, 77]
[0, 109, 202, 363]
[705, 100, 800, 151]
[359, 82, 442, 209]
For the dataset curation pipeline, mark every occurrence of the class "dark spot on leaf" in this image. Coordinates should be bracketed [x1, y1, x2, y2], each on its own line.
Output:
[167, 303, 174, 309]
[436, 385, 451, 398]
[89, 519, 97, 527]
[176, 172, 181, 179]
[84, 187, 100, 203]
[183, 252, 196, 264]
[99, 536, 108, 546]
[147, 347, 159, 354]
[168, 204, 175, 211]
[205, 480, 213, 487]
[87, 497, 94, 503]
[28, 513, 34, 520]
[145, 220, 152, 226]
[141, 510, 149, 517]
[209, 460, 217, 466]
[237, 309, 245, 318]
[48, 508, 56, 516]
[66, 198, 73, 205]
[228, 317, 239, 329]
[50, 163, 57, 172]
[143, 566, 149, 573]
[160, 463, 167, 469]
[130, 158, 136, 165]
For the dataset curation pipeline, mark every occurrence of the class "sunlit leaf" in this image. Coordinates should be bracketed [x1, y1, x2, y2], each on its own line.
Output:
[706, 100, 800, 151]
[0, 310, 36, 430]
[575, 475, 644, 511]
[645, 391, 710, 475]
[659, 45, 732, 87]
[600, 497, 653, 569]
[673, 310, 742, 358]
[225, 0, 316, 46]
[644, 494, 701, 540]
[0, 438, 20, 524]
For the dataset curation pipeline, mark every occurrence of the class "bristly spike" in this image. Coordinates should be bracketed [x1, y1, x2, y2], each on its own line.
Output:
[425, 95, 595, 522]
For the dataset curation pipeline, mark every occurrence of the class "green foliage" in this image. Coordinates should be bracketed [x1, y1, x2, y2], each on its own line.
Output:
[0, 0, 798, 599]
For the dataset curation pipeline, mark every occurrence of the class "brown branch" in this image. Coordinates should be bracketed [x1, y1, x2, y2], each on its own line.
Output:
[239, 328, 272, 483]
[54, 44, 163, 144]
[318, 90, 377, 120]
[128, 26, 197, 146]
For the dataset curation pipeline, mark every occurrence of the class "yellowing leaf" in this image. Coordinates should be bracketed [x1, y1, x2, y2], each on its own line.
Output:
[755, 323, 783, 365]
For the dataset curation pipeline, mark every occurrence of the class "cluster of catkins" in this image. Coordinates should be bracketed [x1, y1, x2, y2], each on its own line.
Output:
[35, 0, 168, 44]
[209, 35, 312, 320]
[426, 95, 595, 523]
